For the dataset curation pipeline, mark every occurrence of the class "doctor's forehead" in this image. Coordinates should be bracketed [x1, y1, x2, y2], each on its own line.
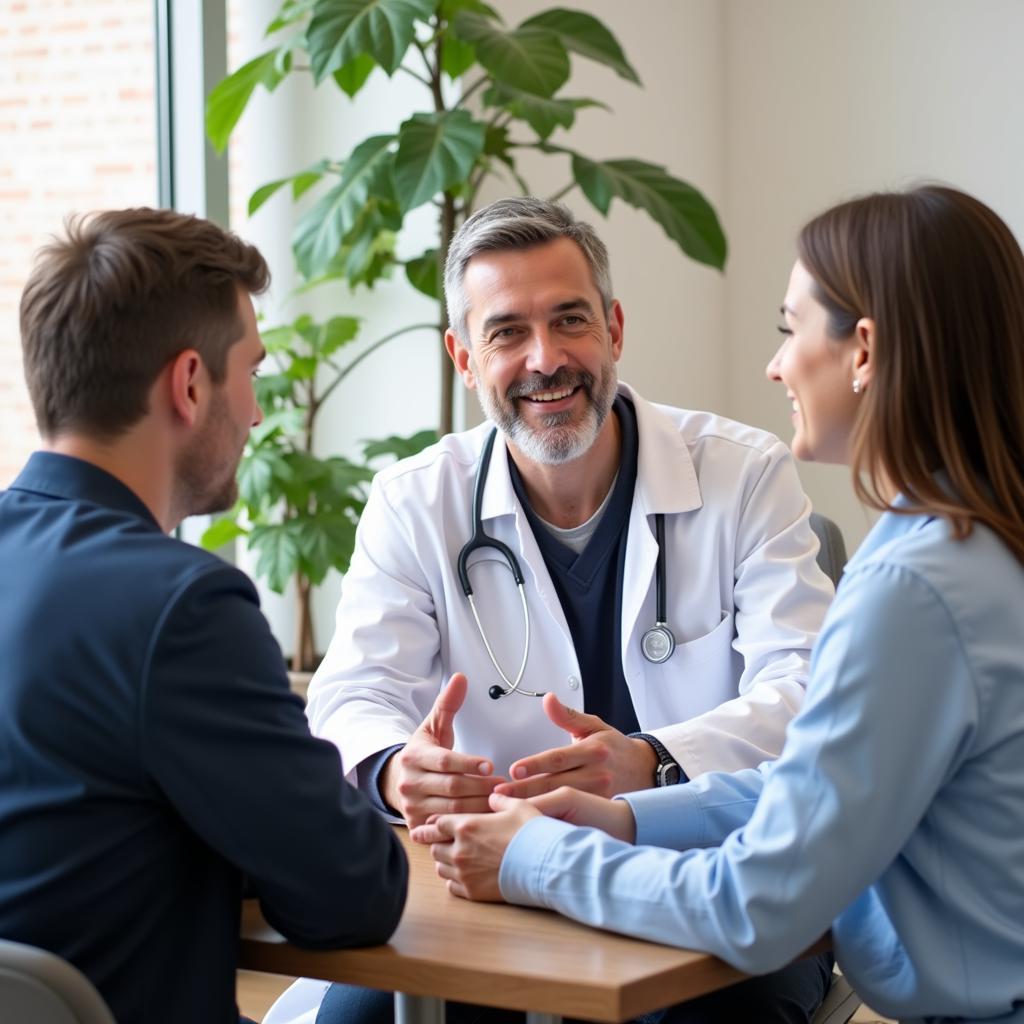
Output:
[463, 240, 600, 309]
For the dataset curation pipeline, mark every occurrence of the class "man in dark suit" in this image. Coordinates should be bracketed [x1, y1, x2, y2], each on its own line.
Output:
[0, 208, 408, 1024]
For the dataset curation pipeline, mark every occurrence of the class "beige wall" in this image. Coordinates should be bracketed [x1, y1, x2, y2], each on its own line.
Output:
[722, 0, 1024, 547]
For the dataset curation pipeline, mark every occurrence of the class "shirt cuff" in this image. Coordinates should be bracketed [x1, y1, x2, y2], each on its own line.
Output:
[499, 816, 577, 906]
[355, 743, 405, 816]
[620, 783, 706, 850]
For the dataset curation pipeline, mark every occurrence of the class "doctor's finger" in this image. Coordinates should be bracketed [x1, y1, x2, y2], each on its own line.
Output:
[407, 744, 495, 778]
[542, 692, 610, 739]
[423, 672, 469, 746]
[507, 741, 598, 781]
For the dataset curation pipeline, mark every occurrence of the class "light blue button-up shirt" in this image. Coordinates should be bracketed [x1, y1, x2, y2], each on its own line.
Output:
[500, 503, 1024, 1023]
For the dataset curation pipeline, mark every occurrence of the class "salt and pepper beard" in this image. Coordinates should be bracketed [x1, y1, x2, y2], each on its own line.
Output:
[471, 360, 619, 466]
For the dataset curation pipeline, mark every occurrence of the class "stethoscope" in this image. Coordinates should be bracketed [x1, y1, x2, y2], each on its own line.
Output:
[456, 428, 676, 700]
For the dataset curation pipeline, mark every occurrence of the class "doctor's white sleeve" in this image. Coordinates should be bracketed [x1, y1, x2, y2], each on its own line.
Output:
[653, 440, 834, 777]
[305, 476, 445, 782]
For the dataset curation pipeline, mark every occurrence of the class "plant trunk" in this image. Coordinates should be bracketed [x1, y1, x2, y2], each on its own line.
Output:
[293, 574, 316, 673]
[438, 192, 457, 436]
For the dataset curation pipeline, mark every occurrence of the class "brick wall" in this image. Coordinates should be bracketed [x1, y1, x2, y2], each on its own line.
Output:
[0, 0, 157, 486]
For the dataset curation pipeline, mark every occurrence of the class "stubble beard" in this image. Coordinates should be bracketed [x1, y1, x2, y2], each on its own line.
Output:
[473, 360, 619, 466]
[173, 391, 244, 521]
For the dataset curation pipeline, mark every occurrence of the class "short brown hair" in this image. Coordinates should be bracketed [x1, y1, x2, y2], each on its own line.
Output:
[798, 185, 1024, 562]
[20, 207, 270, 439]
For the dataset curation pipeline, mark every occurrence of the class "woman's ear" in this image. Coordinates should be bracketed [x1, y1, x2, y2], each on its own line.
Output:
[853, 317, 876, 390]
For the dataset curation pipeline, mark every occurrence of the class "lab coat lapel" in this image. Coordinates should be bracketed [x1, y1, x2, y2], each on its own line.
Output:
[477, 426, 576, 650]
[618, 385, 704, 707]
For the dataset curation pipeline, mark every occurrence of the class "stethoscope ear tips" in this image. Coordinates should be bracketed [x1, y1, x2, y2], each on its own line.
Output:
[488, 684, 506, 700]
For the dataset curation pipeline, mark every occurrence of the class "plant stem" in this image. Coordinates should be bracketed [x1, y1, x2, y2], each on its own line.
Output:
[547, 181, 578, 203]
[438, 192, 456, 436]
[455, 75, 488, 108]
[398, 65, 432, 88]
[317, 323, 436, 410]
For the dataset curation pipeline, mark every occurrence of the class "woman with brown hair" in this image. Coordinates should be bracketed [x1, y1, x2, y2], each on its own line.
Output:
[415, 185, 1024, 1023]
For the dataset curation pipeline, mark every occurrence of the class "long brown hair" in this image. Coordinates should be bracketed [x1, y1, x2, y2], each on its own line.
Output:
[798, 185, 1024, 563]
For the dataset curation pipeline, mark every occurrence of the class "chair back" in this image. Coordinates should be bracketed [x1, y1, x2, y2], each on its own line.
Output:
[0, 940, 117, 1024]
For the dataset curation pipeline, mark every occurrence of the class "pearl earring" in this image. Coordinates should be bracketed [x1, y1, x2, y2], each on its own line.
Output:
[852, 378, 862, 395]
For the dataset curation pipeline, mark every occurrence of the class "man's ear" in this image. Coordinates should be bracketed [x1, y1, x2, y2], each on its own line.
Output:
[167, 349, 205, 428]
[852, 317, 876, 390]
[608, 299, 624, 361]
[445, 328, 476, 390]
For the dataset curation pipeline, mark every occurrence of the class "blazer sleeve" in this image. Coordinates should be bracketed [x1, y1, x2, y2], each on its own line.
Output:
[139, 564, 408, 948]
[653, 440, 834, 776]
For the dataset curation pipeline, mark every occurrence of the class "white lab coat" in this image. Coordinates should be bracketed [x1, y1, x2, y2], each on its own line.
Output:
[307, 383, 834, 786]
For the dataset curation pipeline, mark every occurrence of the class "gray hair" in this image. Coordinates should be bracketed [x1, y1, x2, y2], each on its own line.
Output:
[444, 197, 613, 343]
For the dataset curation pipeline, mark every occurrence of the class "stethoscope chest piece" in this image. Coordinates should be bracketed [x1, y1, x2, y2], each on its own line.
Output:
[641, 623, 676, 664]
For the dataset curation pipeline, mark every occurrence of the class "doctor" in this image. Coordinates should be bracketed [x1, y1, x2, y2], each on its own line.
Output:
[296, 197, 835, 1024]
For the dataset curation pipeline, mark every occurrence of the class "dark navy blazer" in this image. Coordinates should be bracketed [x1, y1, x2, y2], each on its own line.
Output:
[0, 452, 407, 1023]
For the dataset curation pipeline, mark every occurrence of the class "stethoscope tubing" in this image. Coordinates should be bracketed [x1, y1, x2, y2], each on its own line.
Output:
[457, 427, 674, 698]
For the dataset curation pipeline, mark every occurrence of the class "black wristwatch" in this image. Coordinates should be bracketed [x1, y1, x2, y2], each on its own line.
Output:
[631, 732, 683, 787]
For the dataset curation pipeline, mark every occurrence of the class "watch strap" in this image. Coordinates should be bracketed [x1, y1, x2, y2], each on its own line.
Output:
[630, 732, 684, 787]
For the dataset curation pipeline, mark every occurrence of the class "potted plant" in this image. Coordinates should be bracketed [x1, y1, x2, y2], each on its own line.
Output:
[203, 0, 727, 672]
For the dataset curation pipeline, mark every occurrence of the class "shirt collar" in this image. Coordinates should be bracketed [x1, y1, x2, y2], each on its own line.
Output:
[9, 451, 161, 530]
[477, 382, 702, 523]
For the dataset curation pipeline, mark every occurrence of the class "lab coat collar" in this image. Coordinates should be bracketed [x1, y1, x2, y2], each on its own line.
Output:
[477, 382, 702, 523]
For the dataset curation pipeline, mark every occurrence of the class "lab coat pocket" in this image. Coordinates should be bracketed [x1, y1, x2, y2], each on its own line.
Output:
[637, 611, 738, 727]
[674, 610, 734, 666]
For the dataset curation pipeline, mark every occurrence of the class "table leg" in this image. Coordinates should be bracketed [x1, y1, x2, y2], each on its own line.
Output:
[395, 992, 445, 1024]
[393, 993, 562, 1024]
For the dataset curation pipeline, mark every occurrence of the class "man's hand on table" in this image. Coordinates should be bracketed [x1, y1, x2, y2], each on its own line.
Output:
[491, 693, 657, 799]
[381, 673, 506, 829]
[411, 788, 637, 902]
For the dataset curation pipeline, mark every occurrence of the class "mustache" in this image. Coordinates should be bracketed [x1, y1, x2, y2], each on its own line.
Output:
[505, 369, 594, 401]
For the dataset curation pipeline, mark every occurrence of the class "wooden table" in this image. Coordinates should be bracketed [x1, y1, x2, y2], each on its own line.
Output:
[239, 830, 757, 1023]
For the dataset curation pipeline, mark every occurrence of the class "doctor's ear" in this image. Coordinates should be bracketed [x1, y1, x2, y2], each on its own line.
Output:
[445, 328, 476, 390]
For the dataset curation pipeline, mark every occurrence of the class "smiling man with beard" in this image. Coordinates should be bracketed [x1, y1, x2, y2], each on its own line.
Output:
[282, 198, 837, 1024]
[0, 208, 408, 1024]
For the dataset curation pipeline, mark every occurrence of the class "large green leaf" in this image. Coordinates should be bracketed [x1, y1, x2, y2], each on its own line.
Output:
[199, 515, 248, 551]
[246, 159, 332, 216]
[363, 429, 438, 462]
[206, 48, 287, 152]
[238, 448, 292, 509]
[452, 12, 569, 97]
[332, 52, 377, 96]
[306, 0, 435, 80]
[292, 134, 396, 278]
[405, 248, 440, 299]
[483, 83, 605, 140]
[266, 0, 317, 36]
[520, 8, 639, 84]
[250, 407, 306, 445]
[319, 316, 361, 355]
[249, 522, 303, 592]
[571, 154, 727, 270]
[393, 110, 485, 212]
[294, 512, 360, 583]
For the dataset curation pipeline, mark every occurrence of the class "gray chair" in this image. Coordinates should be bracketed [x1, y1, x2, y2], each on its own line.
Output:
[812, 969, 861, 1024]
[810, 511, 849, 588]
[0, 940, 117, 1024]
